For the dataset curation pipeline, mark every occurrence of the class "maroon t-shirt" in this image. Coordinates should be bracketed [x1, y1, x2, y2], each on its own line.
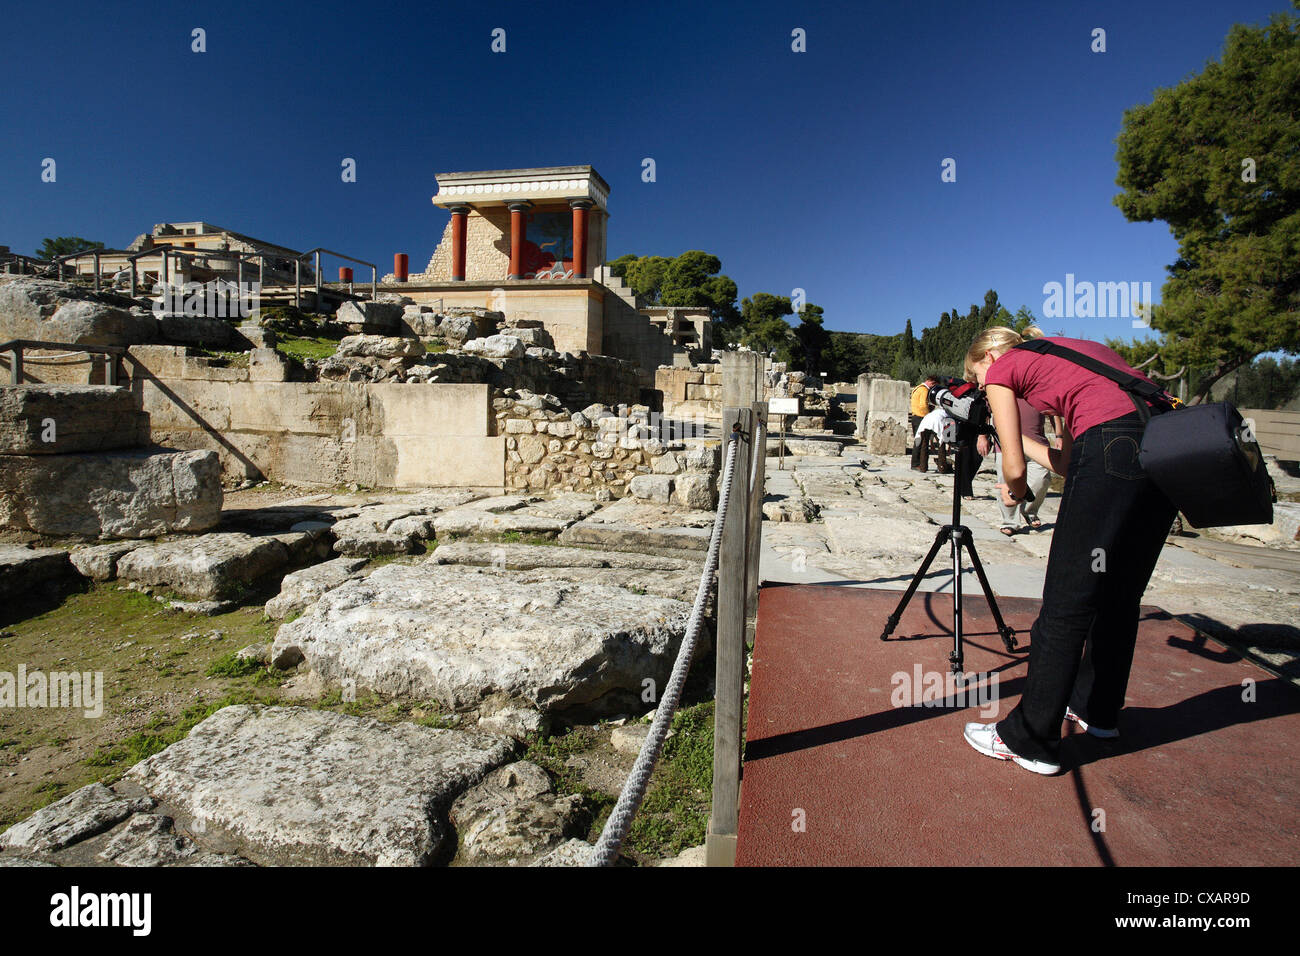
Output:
[984, 337, 1155, 438]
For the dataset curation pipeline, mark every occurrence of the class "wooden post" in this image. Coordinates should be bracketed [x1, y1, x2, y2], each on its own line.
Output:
[745, 401, 768, 646]
[708, 406, 754, 867]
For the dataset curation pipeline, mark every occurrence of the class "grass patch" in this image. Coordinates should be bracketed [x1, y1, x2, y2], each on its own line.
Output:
[496, 532, 558, 546]
[522, 701, 715, 861]
[524, 724, 618, 841]
[0, 583, 285, 826]
[205, 652, 263, 679]
[311, 690, 456, 727]
[628, 702, 714, 856]
[276, 333, 345, 362]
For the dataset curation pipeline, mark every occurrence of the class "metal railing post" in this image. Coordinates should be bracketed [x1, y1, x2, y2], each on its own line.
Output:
[708, 406, 755, 867]
[9, 346, 21, 385]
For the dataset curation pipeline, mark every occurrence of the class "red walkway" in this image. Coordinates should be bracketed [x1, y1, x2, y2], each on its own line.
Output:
[736, 584, 1300, 866]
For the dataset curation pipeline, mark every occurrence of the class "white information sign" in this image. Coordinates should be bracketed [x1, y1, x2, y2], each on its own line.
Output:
[768, 398, 799, 416]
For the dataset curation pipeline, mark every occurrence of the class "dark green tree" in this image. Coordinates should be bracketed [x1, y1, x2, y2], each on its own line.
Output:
[1112, 3, 1300, 403]
[738, 293, 794, 355]
[36, 236, 104, 260]
[791, 304, 831, 375]
[824, 331, 902, 381]
[607, 250, 741, 331]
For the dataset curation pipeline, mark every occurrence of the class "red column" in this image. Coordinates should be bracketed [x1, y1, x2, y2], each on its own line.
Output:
[449, 205, 469, 281]
[338, 267, 353, 282]
[570, 199, 593, 278]
[507, 201, 532, 280]
[393, 253, 409, 282]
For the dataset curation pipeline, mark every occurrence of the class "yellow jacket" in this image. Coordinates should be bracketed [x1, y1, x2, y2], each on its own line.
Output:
[910, 383, 931, 418]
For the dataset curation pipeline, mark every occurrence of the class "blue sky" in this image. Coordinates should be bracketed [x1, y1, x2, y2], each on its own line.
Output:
[0, 0, 1285, 340]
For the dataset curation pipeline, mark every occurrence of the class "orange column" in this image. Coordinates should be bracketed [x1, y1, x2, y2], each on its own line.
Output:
[507, 201, 532, 280]
[570, 199, 593, 278]
[449, 205, 469, 281]
[393, 253, 408, 282]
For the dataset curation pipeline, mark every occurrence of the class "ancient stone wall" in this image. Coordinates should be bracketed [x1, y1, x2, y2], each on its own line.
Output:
[496, 391, 717, 497]
[602, 292, 676, 385]
[419, 208, 511, 282]
[0, 381, 222, 538]
[127, 346, 503, 488]
[656, 364, 723, 419]
[862, 377, 910, 454]
[124, 342, 653, 492]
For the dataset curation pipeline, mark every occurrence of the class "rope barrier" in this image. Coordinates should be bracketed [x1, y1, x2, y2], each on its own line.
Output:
[586, 429, 744, 866]
[749, 416, 766, 493]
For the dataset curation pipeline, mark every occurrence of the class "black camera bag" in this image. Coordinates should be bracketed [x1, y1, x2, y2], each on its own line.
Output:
[1012, 339, 1273, 528]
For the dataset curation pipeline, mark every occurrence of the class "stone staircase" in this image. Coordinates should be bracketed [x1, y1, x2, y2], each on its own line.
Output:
[595, 267, 646, 310]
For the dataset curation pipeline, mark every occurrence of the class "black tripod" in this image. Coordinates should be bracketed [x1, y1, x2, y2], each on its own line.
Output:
[879, 436, 1019, 675]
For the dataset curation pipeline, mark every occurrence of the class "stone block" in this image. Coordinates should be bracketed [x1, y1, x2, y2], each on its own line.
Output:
[336, 300, 403, 332]
[629, 474, 674, 503]
[115, 532, 289, 600]
[158, 315, 235, 348]
[671, 474, 715, 509]
[249, 348, 290, 382]
[0, 385, 149, 454]
[0, 545, 76, 606]
[0, 448, 222, 538]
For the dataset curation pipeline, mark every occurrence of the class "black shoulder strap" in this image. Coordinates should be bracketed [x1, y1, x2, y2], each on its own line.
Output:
[1012, 339, 1175, 422]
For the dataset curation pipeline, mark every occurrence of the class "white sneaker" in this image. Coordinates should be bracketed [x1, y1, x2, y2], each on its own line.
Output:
[963, 722, 1061, 775]
[1064, 707, 1120, 739]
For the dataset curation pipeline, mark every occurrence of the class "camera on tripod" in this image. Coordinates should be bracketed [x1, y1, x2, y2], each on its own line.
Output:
[880, 375, 1020, 672]
[929, 378, 996, 444]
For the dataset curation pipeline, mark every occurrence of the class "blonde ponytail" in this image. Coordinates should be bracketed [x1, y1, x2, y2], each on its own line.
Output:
[965, 326, 1027, 380]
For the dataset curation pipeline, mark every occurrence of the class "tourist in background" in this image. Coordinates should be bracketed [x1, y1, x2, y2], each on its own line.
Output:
[910, 375, 949, 473]
[993, 399, 1053, 535]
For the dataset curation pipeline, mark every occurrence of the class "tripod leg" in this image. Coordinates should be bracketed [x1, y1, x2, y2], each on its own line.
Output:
[962, 532, 1019, 652]
[879, 526, 949, 641]
[950, 527, 965, 675]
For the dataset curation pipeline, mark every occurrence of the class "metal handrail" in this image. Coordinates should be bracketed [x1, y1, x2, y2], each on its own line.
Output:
[2, 339, 126, 386]
[294, 247, 378, 307]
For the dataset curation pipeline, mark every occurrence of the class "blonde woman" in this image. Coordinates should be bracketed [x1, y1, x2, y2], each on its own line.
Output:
[960, 328, 1176, 775]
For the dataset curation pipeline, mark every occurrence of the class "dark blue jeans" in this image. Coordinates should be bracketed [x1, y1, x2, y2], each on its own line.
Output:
[996, 412, 1176, 764]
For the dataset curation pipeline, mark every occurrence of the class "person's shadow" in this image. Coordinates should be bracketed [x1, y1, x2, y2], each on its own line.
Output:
[1065, 675, 1297, 770]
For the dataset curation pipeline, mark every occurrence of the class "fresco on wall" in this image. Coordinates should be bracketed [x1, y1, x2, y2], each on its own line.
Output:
[521, 210, 573, 279]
